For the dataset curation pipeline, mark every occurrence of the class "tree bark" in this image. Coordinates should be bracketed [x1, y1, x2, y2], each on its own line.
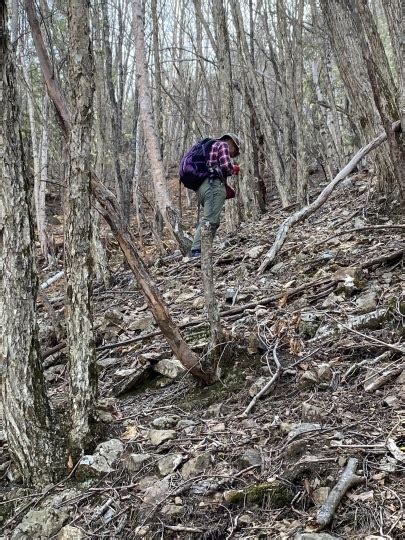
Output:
[201, 222, 223, 366]
[0, 0, 57, 486]
[66, 0, 97, 455]
[132, 0, 191, 255]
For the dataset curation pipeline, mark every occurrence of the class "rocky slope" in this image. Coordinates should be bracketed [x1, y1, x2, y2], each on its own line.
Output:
[1, 172, 404, 539]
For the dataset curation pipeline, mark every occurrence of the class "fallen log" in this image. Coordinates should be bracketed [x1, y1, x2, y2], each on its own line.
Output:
[258, 120, 401, 274]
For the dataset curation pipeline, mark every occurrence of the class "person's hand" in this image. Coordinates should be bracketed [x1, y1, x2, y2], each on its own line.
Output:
[233, 164, 241, 175]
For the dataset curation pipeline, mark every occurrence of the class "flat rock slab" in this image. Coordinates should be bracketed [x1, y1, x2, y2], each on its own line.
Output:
[149, 429, 176, 446]
[12, 508, 68, 539]
[113, 365, 152, 396]
[76, 439, 124, 480]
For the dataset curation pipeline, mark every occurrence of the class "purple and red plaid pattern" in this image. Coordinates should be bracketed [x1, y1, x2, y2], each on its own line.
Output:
[207, 141, 234, 178]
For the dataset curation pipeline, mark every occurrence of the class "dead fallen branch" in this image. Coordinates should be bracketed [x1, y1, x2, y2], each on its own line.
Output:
[242, 340, 282, 415]
[316, 225, 405, 246]
[258, 121, 401, 274]
[364, 363, 404, 392]
[387, 438, 405, 463]
[342, 350, 393, 382]
[317, 457, 364, 528]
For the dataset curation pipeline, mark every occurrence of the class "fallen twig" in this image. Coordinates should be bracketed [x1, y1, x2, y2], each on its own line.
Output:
[316, 225, 405, 246]
[342, 351, 393, 381]
[242, 340, 282, 415]
[317, 457, 364, 528]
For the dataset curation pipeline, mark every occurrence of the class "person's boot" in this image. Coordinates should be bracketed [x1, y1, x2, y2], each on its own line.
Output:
[190, 249, 201, 258]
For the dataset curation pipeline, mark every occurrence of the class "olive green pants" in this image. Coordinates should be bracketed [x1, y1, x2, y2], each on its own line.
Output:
[191, 178, 226, 251]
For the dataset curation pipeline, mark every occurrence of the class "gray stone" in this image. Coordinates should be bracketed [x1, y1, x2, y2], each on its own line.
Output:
[249, 376, 268, 397]
[127, 316, 154, 332]
[157, 453, 183, 476]
[192, 297, 205, 309]
[161, 504, 184, 516]
[154, 358, 185, 379]
[299, 312, 321, 338]
[302, 402, 323, 422]
[76, 439, 124, 480]
[57, 525, 84, 540]
[181, 453, 212, 479]
[96, 357, 117, 368]
[204, 403, 223, 418]
[113, 365, 151, 396]
[12, 508, 68, 539]
[177, 419, 196, 429]
[142, 477, 170, 506]
[152, 415, 180, 428]
[124, 453, 152, 473]
[299, 370, 318, 388]
[355, 290, 378, 313]
[396, 370, 405, 384]
[238, 448, 262, 469]
[149, 429, 176, 446]
[312, 487, 330, 505]
[317, 363, 333, 382]
[287, 423, 322, 444]
[270, 261, 286, 274]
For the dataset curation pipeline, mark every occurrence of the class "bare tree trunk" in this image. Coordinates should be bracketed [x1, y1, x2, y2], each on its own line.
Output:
[349, 0, 405, 199]
[66, 0, 97, 456]
[201, 222, 223, 363]
[100, 0, 128, 223]
[38, 94, 49, 257]
[151, 0, 164, 157]
[132, 0, 191, 255]
[1, 0, 57, 486]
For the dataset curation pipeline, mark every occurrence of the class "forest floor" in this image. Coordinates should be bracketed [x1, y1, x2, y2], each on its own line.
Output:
[1, 172, 404, 539]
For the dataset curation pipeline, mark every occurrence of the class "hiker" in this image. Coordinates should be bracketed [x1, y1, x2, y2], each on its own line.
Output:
[179, 133, 241, 258]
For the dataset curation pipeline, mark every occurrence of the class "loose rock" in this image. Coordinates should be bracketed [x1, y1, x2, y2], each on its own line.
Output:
[76, 439, 124, 480]
[153, 358, 185, 379]
[181, 453, 212, 479]
[12, 508, 68, 539]
[149, 429, 176, 446]
[57, 525, 84, 540]
[157, 453, 183, 476]
[152, 415, 180, 428]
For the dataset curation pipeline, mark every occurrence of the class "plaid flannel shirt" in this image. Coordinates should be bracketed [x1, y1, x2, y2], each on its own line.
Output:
[207, 141, 234, 179]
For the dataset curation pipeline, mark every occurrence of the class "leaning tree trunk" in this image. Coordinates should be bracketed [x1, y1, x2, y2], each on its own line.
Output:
[66, 0, 97, 456]
[132, 0, 191, 255]
[0, 0, 57, 486]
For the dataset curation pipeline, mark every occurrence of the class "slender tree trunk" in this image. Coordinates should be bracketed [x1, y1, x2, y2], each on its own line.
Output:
[100, 0, 128, 223]
[201, 222, 223, 365]
[38, 94, 49, 257]
[132, 0, 191, 255]
[66, 0, 97, 456]
[0, 0, 57, 486]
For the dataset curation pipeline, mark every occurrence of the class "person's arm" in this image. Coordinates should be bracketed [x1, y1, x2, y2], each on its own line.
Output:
[217, 141, 235, 177]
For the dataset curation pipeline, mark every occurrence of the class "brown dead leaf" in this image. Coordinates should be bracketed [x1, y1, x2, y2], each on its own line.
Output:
[121, 424, 139, 441]
[67, 454, 74, 471]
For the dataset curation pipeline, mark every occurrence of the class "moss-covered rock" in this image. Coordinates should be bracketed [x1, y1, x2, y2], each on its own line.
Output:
[224, 481, 294, 508]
